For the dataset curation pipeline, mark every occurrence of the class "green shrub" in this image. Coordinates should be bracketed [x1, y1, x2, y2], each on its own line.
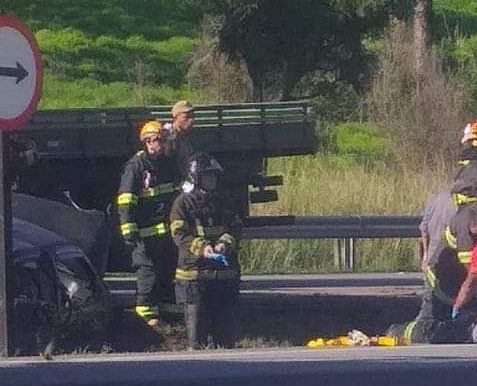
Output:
[331, 122, 386, 161]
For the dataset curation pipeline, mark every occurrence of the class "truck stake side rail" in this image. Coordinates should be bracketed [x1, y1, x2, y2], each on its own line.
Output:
[20, 101, 317, 159]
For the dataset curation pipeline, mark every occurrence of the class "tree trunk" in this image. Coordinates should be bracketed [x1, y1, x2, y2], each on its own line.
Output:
[413, 0, 431, 123]
[245, 58, 264, 102]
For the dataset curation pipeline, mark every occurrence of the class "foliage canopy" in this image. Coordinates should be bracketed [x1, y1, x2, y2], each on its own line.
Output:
[200, 0, 414, 101]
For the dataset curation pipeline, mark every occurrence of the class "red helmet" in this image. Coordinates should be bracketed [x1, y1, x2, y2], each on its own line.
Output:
[461, 119, 477, 144]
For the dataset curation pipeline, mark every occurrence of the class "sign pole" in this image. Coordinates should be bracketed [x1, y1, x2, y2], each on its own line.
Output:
[0, 13, 42, 357]
[0, 131, 13, 357]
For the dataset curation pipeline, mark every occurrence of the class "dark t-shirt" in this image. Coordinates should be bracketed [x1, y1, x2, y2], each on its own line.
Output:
[163, 123, 193, 180]
[419, 190, 456, 263]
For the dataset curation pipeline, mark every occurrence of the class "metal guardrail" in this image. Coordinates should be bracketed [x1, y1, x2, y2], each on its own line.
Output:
[242, 215, 422, 239]
[242, 215, 422, 270]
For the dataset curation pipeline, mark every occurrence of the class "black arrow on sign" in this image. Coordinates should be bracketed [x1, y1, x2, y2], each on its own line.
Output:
[0, 62, 29, 84]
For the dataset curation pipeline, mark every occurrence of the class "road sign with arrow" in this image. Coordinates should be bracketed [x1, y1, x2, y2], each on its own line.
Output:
[0, 13, 42, 130]
[0, 62, 29, 85]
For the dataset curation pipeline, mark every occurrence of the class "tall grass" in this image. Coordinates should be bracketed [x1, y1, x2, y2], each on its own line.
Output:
[240, 154, 451, 274]
[256, 155, 451, 215]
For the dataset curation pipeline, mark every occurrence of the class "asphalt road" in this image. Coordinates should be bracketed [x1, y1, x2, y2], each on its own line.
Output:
[1, 344, 477, 386]
[4, 272, 467, 386]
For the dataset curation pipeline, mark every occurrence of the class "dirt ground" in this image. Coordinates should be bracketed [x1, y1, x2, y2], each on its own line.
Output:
[106, 285, 422, 352]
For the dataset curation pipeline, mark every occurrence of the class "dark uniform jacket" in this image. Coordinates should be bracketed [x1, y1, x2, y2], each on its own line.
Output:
[170, 190, 242, 280]
[446, 146, 477, 265]
[117, 151, 177, 241]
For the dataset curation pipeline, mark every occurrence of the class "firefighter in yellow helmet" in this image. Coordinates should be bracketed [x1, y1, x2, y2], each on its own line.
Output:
[116, 120, 178, 327]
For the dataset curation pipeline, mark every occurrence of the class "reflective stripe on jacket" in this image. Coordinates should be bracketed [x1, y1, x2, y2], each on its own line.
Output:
[117, 150, 177, 239]
[169, 190, 242, 272]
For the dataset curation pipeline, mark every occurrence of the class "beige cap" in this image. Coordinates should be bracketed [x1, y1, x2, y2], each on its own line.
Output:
[172, 100, 194, 118]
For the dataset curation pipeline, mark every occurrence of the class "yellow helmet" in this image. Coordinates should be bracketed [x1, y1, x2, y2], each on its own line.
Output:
[138, 120, 162, 142]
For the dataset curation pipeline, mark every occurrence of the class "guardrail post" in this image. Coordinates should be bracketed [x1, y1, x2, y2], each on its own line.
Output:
[333, 238, 355, 271]
[217, 107, 223, 127]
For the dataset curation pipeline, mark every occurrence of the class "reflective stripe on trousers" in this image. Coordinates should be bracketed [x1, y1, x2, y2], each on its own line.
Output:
[175, 268, 237, 281]
[403, 321, 416, 343]
[424, 267, 454, 305]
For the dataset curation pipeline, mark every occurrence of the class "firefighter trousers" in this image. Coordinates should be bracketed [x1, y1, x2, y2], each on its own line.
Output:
[175, 278, 239, 349]
[386, 284, 477, 344]
[132, 236, 177, 306]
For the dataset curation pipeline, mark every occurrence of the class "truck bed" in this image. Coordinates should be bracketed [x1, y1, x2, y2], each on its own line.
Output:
[19, 101, 317, 159]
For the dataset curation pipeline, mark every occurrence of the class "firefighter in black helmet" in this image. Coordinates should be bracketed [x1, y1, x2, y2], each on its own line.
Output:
[116, 120, 177, 327]
[170, 152, 242, 349]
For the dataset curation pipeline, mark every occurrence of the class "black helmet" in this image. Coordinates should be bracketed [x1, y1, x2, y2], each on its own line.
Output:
[186, 152, 223, 190]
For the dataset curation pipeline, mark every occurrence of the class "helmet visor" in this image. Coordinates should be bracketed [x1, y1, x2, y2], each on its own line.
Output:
[198, 172, 218, 192]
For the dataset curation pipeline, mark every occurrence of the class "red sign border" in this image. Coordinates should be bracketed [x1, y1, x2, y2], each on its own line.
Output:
[0, 14, 42, 131]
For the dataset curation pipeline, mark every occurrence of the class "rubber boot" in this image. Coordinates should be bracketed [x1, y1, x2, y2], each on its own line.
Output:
[385, 323, 406, 339]
[184, 304, 208, 349]
[211, 302, 236, 349]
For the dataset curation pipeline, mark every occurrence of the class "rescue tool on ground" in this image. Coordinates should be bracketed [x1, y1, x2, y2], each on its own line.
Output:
[306, 330, 403, 348]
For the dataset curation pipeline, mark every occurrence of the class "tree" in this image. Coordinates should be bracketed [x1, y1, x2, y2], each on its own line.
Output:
[413, 0, 432, 94]
[201, 0, 415, 101]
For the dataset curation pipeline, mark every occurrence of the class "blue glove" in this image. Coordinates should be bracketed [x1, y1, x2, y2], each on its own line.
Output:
[451, 306, 460, 320]
[208, 253, 229, 267]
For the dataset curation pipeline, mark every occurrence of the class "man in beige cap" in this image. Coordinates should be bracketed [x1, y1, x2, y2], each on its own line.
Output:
[164, 100, 195, 178]
[172, 100, 194, 132]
